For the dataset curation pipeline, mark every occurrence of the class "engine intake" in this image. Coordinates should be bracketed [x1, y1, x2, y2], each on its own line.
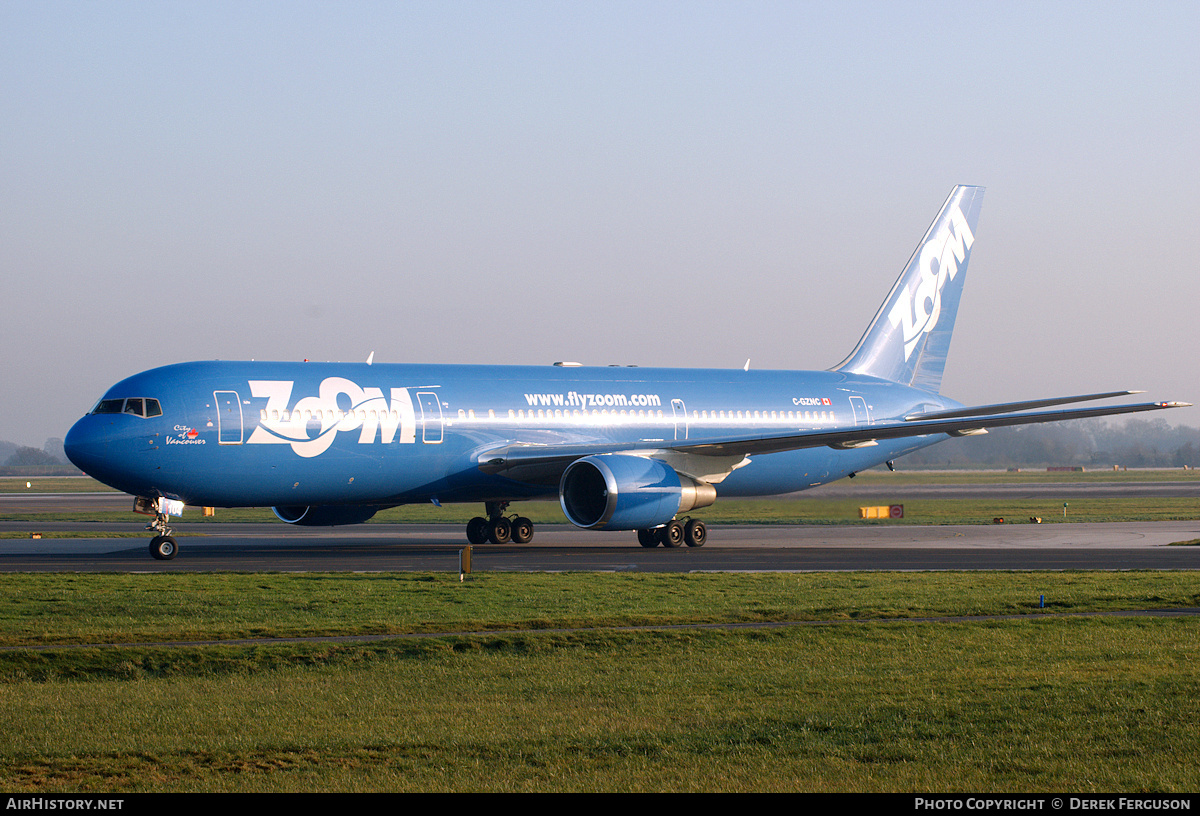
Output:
[559, 454, 716, 531]
[272, 505, 379, 526]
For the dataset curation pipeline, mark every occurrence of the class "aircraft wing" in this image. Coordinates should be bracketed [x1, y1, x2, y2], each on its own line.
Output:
[676, 398, 1188, 458]
[901, 391, 1144, 421]
[477, 442, 654, 485]
[477, 395, 1189, 484]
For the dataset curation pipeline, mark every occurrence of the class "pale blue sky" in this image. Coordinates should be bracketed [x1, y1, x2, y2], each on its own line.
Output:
[2, 1, 1197, 446]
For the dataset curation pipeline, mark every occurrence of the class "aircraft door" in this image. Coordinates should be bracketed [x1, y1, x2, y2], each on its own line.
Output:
[672, 399, 689, 441]
[849, 396, 872, 426]
[214, 391, 244, 444]
[417, 392, 443, 444]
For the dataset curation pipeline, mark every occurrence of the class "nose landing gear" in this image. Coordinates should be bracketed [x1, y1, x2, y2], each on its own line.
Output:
[146, 511, 178, 560]
[150, 533, 178, 560]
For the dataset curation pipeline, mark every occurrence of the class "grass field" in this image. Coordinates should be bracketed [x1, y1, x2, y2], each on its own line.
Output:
[2, 571, 1199, 792]
[4, 497, 1197, 529]
[3, 470, 1199, 529]
[3, 472, 1198, 791]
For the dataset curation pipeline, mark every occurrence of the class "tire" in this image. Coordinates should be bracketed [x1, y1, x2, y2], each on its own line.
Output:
[511, 516, 534, 544]
[466, 516, 489, 545]
[658, 520, 684, 548]
[637, 529, 660, 548]
[684, 519, 707, 547]
[150, 535, 177, 560]
[488, 516, 512, 545]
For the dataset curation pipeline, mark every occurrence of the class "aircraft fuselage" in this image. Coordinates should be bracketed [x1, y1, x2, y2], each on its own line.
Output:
[65, 360, 950, 509]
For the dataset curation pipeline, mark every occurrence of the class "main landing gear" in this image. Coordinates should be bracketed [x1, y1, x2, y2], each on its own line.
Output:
[637, 518, 706, 548]
[466, 501, 534, 545]
[147, 512, 178, 560]
[462, 504, 707, 549]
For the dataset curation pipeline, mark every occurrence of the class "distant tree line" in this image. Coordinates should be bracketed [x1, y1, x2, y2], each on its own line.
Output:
[0, 437, 81, 475]
[902, 418, 1200, 469]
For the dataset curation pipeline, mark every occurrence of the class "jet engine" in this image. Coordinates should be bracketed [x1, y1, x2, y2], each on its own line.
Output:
[559, 454, 716, 531]
[272, 505, 379, 526]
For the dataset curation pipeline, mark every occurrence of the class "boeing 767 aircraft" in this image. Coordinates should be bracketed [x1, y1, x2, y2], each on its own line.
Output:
[64, 186, 1187, 559]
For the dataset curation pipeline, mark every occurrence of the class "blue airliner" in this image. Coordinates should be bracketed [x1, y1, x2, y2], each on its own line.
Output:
[64, 186, 1187, 559]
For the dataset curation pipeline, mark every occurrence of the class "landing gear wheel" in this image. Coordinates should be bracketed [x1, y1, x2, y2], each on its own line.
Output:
[150, 535, 178, 561]
[637, 528, 660, 548]
[684, 519, 707, 547]
[487, 516, 512, 545]
[511, 516, 534, 544]
[466, 516, 489, 545]
[658, 520, 684, 548]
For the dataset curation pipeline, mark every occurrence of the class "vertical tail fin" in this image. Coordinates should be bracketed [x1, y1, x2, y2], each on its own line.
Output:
[834, 185, 985, 393]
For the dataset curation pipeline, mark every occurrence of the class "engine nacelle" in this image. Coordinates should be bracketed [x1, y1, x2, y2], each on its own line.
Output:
[559, 454, 716, 531]
[272, 505, 379, 526]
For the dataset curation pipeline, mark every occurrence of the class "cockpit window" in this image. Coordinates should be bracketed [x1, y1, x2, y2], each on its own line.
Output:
[91, 397, 163, 418]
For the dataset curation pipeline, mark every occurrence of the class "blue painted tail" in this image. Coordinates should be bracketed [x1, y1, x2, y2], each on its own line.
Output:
[834, 185, 985, 393]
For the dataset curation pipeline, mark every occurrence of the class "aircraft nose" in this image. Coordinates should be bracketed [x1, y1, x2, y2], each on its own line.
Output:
[64, 416, 106, 475]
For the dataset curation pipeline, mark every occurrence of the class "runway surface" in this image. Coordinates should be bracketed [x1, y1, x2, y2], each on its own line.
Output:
[2, 484, 1196, 572]
[2, 519, 1198, 572]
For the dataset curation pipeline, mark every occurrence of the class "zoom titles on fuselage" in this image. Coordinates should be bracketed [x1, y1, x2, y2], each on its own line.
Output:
[246, 377, 419, 458]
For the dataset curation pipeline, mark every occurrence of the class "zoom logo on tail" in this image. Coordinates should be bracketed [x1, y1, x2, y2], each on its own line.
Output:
[887, 202, 975, 361]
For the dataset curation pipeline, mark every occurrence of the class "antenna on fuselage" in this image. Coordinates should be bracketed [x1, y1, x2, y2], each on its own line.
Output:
[366, 351, 374, 365]
[744, 359, 750, 372]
